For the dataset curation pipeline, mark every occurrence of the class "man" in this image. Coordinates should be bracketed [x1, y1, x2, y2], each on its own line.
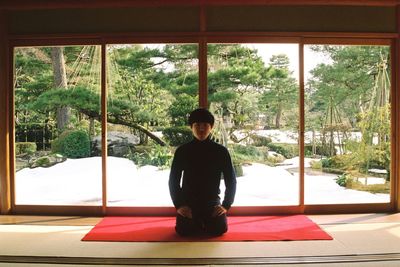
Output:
[169, 108, 237, 236]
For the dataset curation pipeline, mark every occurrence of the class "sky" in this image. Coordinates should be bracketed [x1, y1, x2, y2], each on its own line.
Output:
[143, 43, 332, 81]
[245, 43, 331, 82]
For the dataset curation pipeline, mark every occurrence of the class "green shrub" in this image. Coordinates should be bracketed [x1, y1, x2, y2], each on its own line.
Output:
[130, 144, 172, 168]
[335, 173, 351, 187]
[250, 134, 272, 147]
[33, 156, 51, 168]
[335, 173, 389, 194]
[321, 154, 356, 170]
[233, 164, 244, 177]
[310, 160, 322, 170]
[232, 144, 265, 162]
[266, 143, 298, 159]
[321, 158, 333, 168]
[15, 142, 36, 155]
[162, 126, 193, 146]
[52, 130, 90, 158]
[267, 153, 285, 164]
[305, 144, 333, 157]
[358, 147, 390, 174]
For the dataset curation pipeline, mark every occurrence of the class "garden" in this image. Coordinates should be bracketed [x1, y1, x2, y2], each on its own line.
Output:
[14, 43, 391, 206]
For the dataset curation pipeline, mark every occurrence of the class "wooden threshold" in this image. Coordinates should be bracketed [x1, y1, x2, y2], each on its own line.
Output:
[0, 253, 400, 266]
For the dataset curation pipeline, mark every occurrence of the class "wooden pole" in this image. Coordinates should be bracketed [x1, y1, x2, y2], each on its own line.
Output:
[393, 5, 400, 212]
[0, 10, 11, 214]
[299, 41, 305, 210]
[199, 5, 208, 108]
[101, 43, 107, 215]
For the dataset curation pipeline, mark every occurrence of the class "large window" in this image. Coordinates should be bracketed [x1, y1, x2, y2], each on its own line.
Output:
[14, 46, 102, 205]
[11, 40, 394, 213]
[304, 44, 391, 204]
[207, 43, 300, 206]
[106, 44, 198, 206]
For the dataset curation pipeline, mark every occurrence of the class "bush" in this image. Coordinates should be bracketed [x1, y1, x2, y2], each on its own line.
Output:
[267, 152, 285, 164]
[232, 144, 265, 163]
[52, 130, 90, 158]
[130, 144, 172, 168]
[250, 134, 272, 147]
[15, 142, 36, 155]
[321, 158, 333, 168]
[162, 126, 193, 146]
[335, 173, 351, 187]
[305, 144, 334, 157]
[267, 143, 298, 159]
[321, 154, 356, 170]
[310, 160, 322, 170]
[32, 156, 51, 168]
[233, 162, 244, 177]
[321, 156, 351, 174]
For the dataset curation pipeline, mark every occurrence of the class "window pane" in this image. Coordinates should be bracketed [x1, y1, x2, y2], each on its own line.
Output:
[14, 46, 102, 205]
[106, 44, 198, 206]
[208, 43, 300, 206]
[304, 45, 391, 204]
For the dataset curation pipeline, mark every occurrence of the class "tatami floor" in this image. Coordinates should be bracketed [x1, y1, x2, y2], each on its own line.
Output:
[0, 213, 400, 266]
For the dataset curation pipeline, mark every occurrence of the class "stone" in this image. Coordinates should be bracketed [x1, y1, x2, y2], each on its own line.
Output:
[29, 153, 66, 168]
[91, 131, 140, 157]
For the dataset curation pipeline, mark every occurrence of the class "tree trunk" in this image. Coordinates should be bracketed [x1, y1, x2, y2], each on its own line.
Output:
[275, 103, 282, 129]
[89, 118, 95, 139]
[51, 47, 70, 132]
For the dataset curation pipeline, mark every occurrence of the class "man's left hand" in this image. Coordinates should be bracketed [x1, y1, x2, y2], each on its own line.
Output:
[212, 205, 227, 217]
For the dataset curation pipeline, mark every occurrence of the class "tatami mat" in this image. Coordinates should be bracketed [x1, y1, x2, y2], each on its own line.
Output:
[0, 214, 399, 265]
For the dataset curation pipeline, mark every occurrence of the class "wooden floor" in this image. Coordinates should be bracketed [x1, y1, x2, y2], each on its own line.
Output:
[0, 213, 400, 266]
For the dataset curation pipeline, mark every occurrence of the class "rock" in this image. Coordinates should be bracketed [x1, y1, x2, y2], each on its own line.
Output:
[29, 154, 66, 168]
[91, 131, 140, 157]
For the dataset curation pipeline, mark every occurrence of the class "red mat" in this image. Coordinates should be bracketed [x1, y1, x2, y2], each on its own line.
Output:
[82, 215, 332, 242]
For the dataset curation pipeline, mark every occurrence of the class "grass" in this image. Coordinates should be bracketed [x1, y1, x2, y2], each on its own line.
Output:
[346, 179, 390, 194]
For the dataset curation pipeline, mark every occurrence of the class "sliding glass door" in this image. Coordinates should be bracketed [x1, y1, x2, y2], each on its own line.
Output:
[14, 45, 102, 205]
[304, 44, 391, 205]
[106, 43, 198, 207]
[207, 43, 300, 206]
[11, 39, 394, 214]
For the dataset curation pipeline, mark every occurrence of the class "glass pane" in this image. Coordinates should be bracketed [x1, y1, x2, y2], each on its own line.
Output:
[106, 44, 198, 206]
[208, 43, 300, 206]
[14, 46, 102, 205]
[304, 45, 391, 204]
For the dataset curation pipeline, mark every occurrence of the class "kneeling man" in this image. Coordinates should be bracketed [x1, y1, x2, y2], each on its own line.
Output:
[169, 108, 237, 236]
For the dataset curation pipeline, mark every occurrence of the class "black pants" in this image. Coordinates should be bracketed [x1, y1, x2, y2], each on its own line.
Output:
[175, 206, 227, 237]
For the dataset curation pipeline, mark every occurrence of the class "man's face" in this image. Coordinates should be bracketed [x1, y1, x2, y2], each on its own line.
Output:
[191, 122, 212, 141]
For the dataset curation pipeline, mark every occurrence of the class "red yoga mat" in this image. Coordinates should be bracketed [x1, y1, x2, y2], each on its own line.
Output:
[82, 215, 332, 242]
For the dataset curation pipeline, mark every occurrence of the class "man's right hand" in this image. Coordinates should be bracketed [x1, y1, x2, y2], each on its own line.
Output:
[177, 205, 192, 219]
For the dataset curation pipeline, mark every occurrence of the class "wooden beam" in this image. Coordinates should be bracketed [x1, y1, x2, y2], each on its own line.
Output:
[8, 32, 397, 43]
[391, 39, 398, 211]
[0, 10, 11, 214]
[199, 6, 208, 109]
[101, 43, 107, 215]
[1, 0, 398, 10]
[395, 5, 400, 212]
[299, 41, 305, 211]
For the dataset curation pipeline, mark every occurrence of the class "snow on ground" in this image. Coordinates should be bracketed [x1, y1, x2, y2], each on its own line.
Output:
[15, 156, 390, 206]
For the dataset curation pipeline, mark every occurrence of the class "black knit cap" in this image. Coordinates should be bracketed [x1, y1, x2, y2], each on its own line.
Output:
[188, 108, 215, 127]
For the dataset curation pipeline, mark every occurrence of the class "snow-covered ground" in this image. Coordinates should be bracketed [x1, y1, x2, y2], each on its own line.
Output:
[15, 156, 389, 206]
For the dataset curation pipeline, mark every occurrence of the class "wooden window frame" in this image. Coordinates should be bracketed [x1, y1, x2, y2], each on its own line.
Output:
[3, 32, 398, 216]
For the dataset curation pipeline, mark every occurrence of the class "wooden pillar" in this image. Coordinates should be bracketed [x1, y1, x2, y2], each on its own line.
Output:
[299, 41, 305, 211]
[198, 5, 208, 108]
[395, 5, 400, 212]
[0, 10, 11, 214]
[101, 43, 107, 215]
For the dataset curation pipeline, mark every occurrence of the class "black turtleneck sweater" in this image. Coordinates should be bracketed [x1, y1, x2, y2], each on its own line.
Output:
[169, 137, 237, 210]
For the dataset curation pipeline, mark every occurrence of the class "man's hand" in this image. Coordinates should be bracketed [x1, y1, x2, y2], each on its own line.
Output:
[177, 205, 192, 218]
[212, 205, 227, 217]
